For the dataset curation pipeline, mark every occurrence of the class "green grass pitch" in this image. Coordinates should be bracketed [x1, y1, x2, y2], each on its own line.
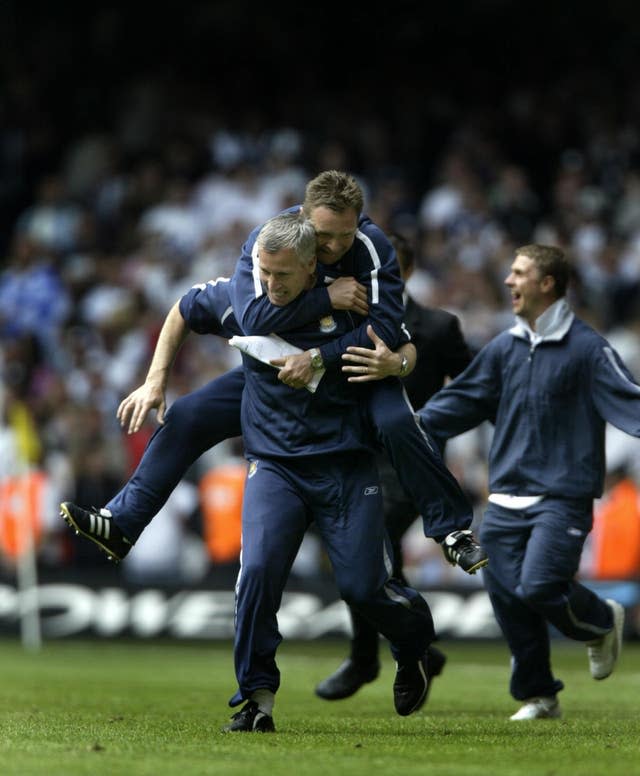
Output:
[1, 638, 639, 775]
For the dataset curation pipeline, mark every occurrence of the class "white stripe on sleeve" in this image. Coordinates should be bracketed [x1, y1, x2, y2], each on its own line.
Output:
[604, 347, 640, 393]
[251, 242, 264, 298]
[355, 230, 381, 304]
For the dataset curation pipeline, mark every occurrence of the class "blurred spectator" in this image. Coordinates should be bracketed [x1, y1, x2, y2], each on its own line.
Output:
[138, 176, 204, 258]
[489, 164, 541, 244]
[13, 173, 89, 257]
[0, 233, 71, 370]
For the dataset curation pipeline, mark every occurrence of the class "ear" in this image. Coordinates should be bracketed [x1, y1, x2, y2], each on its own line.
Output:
[540, 274, 555, 295]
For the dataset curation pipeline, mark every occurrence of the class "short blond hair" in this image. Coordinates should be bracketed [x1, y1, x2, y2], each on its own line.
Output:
[303, 170, 364, 216]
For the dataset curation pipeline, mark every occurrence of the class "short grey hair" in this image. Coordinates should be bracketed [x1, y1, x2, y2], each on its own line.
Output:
[257, 212, 316, 265]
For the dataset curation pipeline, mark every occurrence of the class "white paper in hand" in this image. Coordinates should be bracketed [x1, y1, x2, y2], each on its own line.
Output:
[229, 334, 325, 393]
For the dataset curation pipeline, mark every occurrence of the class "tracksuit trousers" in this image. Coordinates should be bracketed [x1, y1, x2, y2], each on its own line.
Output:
[228, 453, 435, 705]
[479, 497, 615, 700]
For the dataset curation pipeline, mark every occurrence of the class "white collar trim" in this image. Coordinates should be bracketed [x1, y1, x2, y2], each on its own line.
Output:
[509, 298, 574, 346]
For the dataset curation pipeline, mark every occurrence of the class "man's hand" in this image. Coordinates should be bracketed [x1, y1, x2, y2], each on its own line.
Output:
[116, 380, 167, 434]
[327, 276, 369, 316]
[342, 325, 414, 382]
[270, 352, 315, 389]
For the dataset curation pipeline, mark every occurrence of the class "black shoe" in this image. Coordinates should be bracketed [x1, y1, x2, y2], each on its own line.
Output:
[315, 658, 380, 700]
[60, 502, 132, 563]
[393, 653, 430, 716]
[420, 644, 447, 706]
[441, 530, 488, 574]
[221, 701, 276, 733]
[426, 644, 447, 679]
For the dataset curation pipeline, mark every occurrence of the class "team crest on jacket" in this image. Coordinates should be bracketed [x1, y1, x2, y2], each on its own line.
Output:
[248, 460, 258, 478]
[319, 315, 337, 333]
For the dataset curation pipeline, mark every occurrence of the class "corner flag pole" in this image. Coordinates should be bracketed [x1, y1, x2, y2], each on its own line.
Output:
[15, 464, 42, 652]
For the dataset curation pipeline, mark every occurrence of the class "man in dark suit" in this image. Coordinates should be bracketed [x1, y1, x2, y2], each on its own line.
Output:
[316, 232, 474, 701]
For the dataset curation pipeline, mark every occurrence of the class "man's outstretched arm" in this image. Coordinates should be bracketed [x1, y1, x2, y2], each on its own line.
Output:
[117, 301, 190, 434]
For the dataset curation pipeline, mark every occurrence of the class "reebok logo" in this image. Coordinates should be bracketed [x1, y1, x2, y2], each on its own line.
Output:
[363, 486, 379, 496]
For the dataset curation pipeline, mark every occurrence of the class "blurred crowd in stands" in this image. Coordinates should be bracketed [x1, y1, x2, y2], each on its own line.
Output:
[1, 6, 640, 591]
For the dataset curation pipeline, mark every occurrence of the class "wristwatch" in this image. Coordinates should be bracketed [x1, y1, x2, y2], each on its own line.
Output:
[309, 348, 324, 370]
[399, 353, 409, 377]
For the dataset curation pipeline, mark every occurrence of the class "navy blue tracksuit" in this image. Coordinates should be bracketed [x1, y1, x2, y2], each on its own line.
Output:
[420, 299, 640, 700]
[225, 263, 434, 704]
